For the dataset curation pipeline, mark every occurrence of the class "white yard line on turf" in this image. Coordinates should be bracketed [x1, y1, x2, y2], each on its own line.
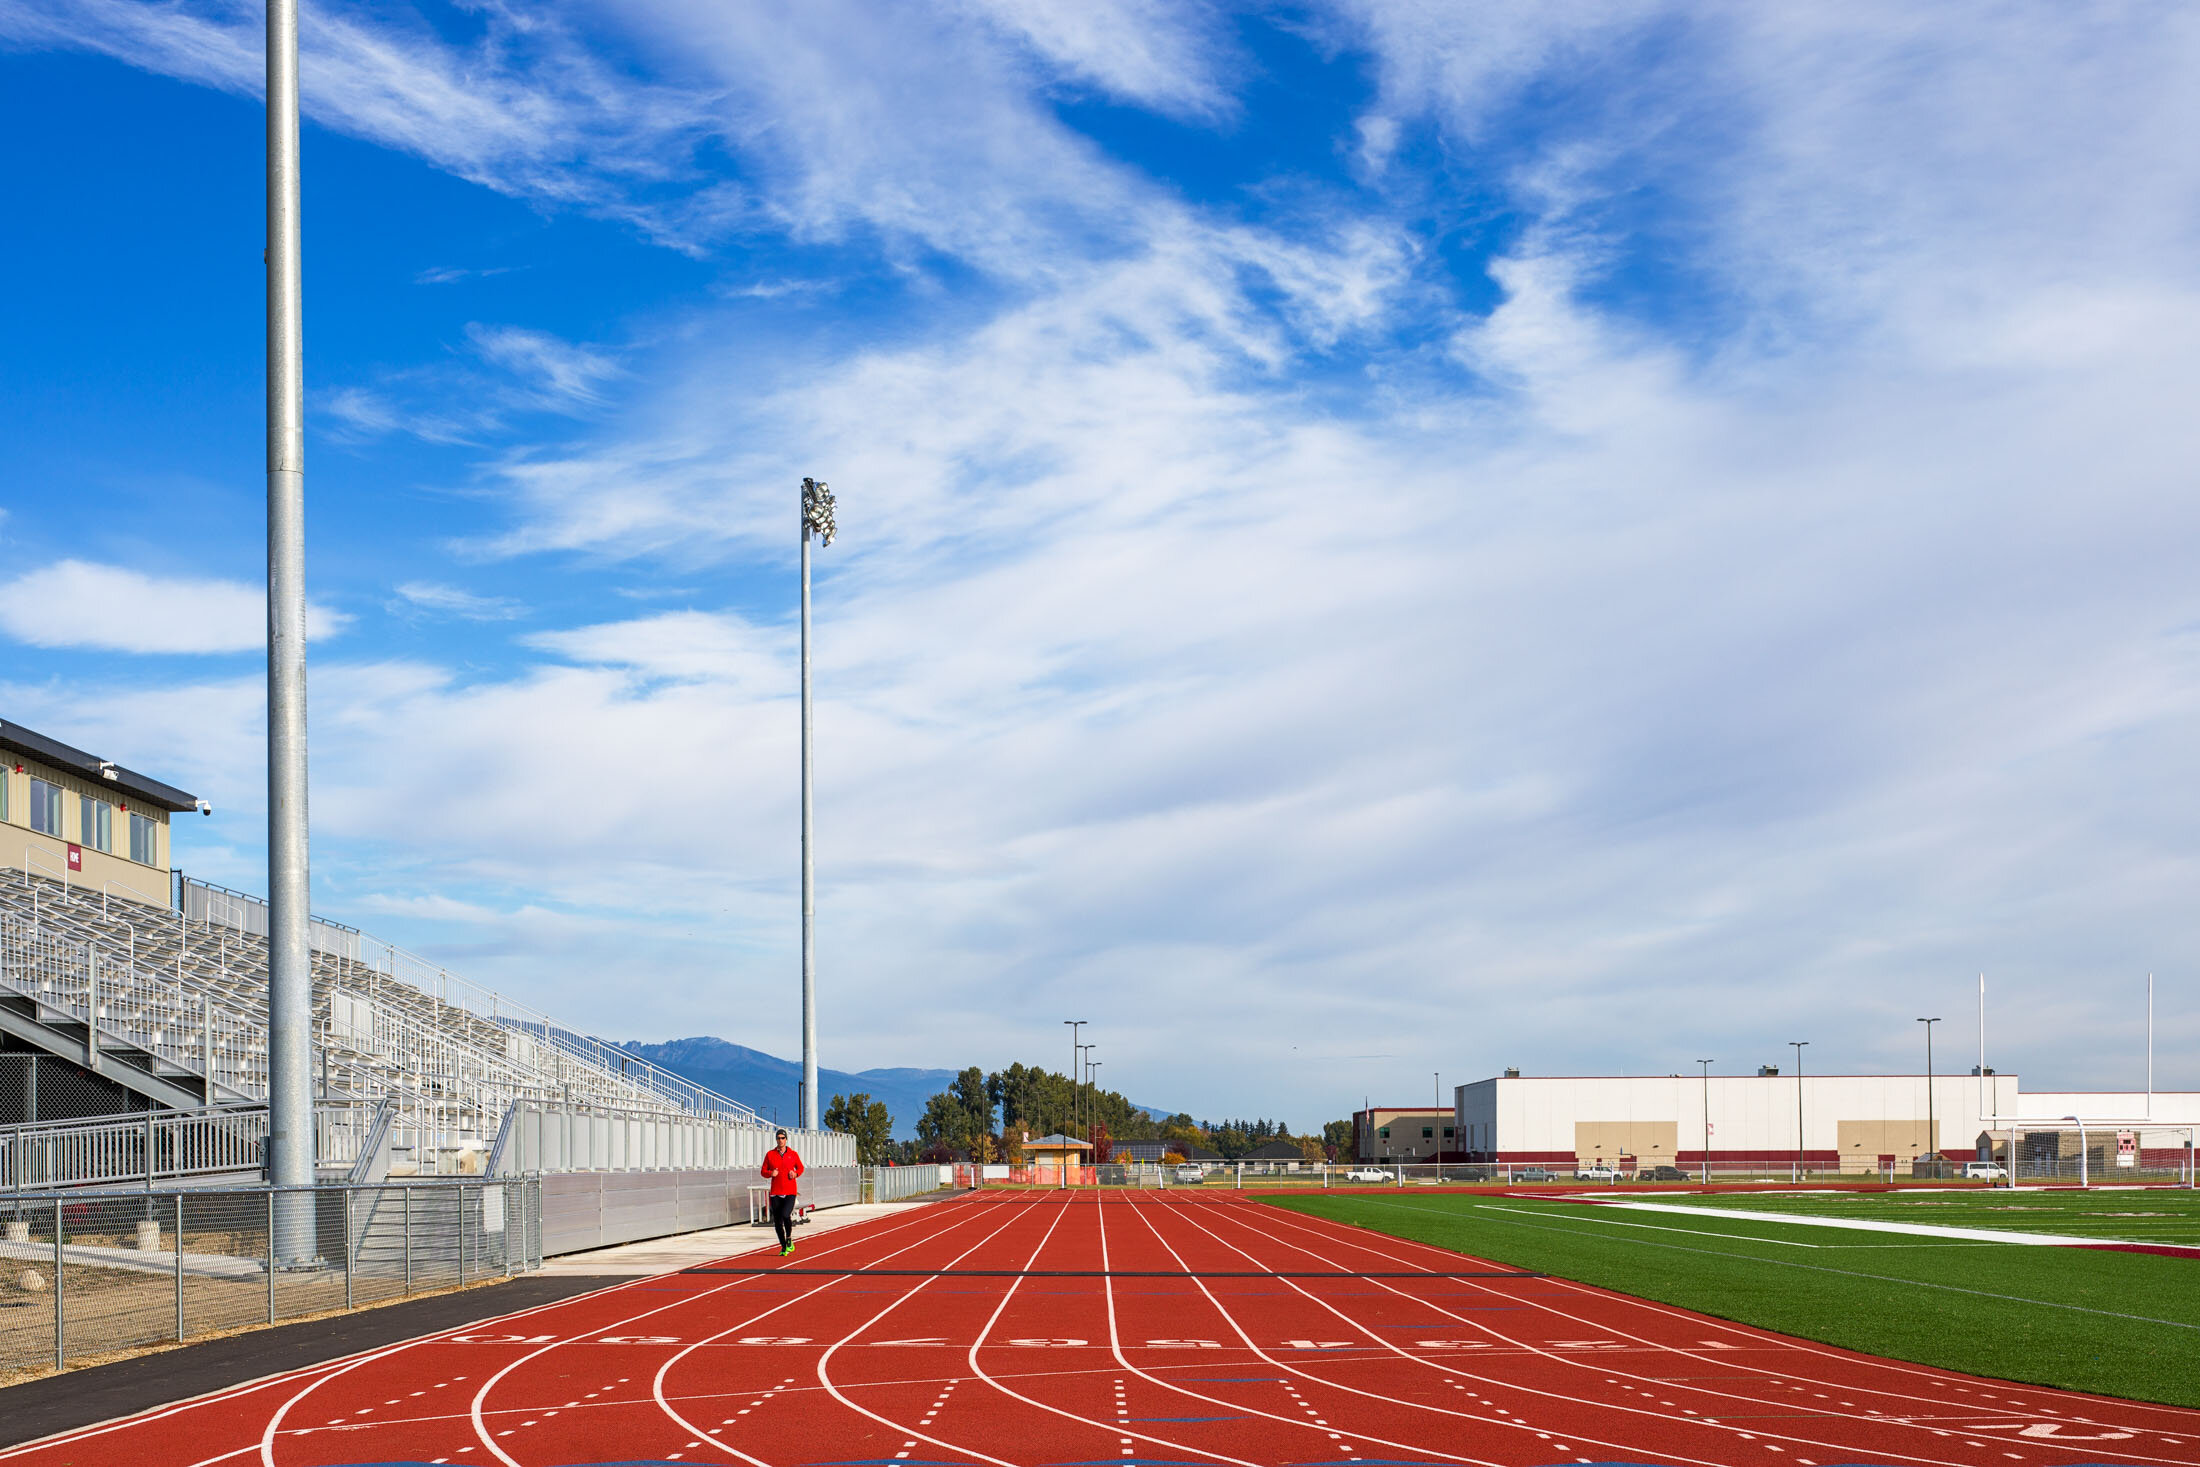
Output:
[1580, 1200, 2196, 1250]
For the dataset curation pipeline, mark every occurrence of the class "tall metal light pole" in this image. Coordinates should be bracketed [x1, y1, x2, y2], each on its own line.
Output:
[1696, 1060, 1714, 1183]
[1918, 1017, 1941, 1178]
[799, 479, 835, 1133]
[1078, 1043, 1093, 1139]
[1064, 1021, 1085, 1138]
[1789, 1041, 1809, 1179]
[264, 0, 316, 1261]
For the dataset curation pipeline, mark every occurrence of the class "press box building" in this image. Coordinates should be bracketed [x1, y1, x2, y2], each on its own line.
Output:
[1, 717, 202, 902]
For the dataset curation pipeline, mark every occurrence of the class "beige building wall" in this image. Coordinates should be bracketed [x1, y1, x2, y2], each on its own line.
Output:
[1573, 1121, 1678, 1168]
[1833, 1118, 1938, 1170]
[1, 752, 174, 907]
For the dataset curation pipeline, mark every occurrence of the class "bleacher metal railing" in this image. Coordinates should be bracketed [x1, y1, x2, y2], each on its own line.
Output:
[0, 1178, 540, 1381]
[0, 1103, 391, 1194]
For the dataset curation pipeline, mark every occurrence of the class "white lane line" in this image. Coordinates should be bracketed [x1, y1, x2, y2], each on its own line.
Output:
[1101, 1192, 1506, 1467]
[809, 1204, 1048, 1467]
[1585, 1200, 2186, 1250]
[962, 1187, 1258, 1466]
[472, 1197, 1002, 1467]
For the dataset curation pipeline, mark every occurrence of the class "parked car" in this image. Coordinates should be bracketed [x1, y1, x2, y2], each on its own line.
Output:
[1174, 1164, 1204, 1183]
[1512, 1166, 1553, 1182]
[1637, 1165, 1688, 1182]
[1961, 1162, 2007, 1181]
[1575, 1165, 1621, 1182]
[1344, 1167, 1392, 1182]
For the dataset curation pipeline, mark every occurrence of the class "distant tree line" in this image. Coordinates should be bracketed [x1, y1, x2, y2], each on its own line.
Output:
[821, 1064, 1365, 1166]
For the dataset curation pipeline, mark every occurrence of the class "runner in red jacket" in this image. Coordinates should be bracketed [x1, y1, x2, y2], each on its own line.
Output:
[761, 1129, 804, 1256]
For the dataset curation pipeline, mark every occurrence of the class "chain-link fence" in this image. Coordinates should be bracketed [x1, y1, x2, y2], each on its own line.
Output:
[0, 1178, 539, 1382]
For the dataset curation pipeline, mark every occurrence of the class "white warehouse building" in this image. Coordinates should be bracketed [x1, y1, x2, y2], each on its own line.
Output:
[1453, 1071, 2200, 1174]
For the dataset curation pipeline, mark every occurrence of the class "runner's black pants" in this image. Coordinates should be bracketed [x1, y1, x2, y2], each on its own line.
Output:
[770, 1193, 797, 1248]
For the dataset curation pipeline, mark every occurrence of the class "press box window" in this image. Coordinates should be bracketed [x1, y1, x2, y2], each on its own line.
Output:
[1422, 1127, 1434, 1139]
[129, 811, 160, 865]
[81, 796, 113, 853]
[28, 778, 63, 836]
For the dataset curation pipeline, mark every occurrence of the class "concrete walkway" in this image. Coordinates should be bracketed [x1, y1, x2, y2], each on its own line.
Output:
[538, 1200, 929, 1276]
[1582, 1197, 2195, 1249]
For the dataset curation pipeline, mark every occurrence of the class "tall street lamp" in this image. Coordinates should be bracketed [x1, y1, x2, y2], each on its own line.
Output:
[1064, 1021, 1085, 1138]
[798, 477, 836, 1132]
[1079, 1044, 1096, 1140]
[1790, 1041, 1809, 1179]
[1918, 1017, 1942, 1178]
[1696, 1060, 1714, 1183]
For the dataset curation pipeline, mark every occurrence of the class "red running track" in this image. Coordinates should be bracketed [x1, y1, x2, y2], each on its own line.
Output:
[4, 1190, 2195, 1467]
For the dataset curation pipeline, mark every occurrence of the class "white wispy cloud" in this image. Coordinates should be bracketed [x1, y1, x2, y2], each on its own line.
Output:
[416, 264, 522, 285]
[390, 582, 528, 622]
[464, 324, 622, 409]
[0, 561, 351, 653]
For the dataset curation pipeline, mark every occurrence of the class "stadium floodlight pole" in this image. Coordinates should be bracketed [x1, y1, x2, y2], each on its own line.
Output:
[1918, 1017, 1941, 1177]
[264, 0, 316, 1265]
[1064, 1021, 1085, 1137]
[799, 478, 836, 1133]
[1789, 1042, 1808, 1180]
[1696, 1061, 1714, 1182]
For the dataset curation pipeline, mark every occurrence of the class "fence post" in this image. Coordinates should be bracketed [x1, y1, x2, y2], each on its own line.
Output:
[1235, 1163, 1242, 1190]
[52, 1196, 64, 1372]
[343, 1188, 354, 1310]
[174, 1192, 185, 1342]
[266, 1189, 276, 1324]
[403, 1186, 413, 1294]
[1395, 1165, 1402, 1188]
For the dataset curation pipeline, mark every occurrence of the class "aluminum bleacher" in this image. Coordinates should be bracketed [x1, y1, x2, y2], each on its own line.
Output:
[0, 871, 833, 1184]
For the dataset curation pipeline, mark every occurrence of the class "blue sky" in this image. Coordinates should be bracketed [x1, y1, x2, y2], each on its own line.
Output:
[3, 1, 2197, 1126]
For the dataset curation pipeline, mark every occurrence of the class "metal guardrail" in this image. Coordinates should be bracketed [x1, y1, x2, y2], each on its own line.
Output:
[866, 1164, 955, 1202]
[1, 1107, 266, 1192]
[492, 1100, 855, 1178]
[0, 1178, 540, 1381]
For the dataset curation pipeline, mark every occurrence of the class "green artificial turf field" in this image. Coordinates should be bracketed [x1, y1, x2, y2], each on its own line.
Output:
[1658, 1186, 2200, 1244]
[1266, 1191, 2200, 1406]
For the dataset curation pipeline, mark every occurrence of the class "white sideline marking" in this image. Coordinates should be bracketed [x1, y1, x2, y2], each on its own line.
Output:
[1578, 1200, 2188, 1249]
